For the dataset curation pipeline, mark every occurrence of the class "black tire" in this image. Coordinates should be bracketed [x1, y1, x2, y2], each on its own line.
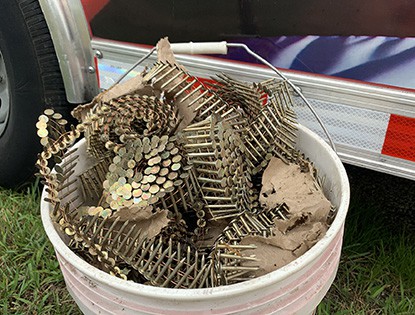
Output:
[0, 0, 70, 188]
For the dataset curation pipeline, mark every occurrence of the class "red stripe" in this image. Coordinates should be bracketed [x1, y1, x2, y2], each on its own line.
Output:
[94, 56, 100, 89]
[382, 114, 415, 162]
[81, 0, 109, 22]
[194, 77, 217, 88]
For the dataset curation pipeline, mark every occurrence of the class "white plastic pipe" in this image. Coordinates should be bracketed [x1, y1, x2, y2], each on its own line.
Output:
[170, 41, 228, 55]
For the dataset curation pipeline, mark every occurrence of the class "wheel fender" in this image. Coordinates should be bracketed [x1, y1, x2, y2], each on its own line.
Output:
[38, 0, 100, 104]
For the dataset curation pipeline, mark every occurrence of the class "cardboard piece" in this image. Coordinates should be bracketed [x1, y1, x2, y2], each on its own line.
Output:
[154, 37, 197, 131]
[260, 157, 331, 227]
[114, 206, 170, 240]
[156, 37, 177, 64]
[240, 157, 332, 276]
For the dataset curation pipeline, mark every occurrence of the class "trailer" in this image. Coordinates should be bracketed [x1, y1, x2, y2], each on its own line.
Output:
[0, 0, 414, 187]
[82, 0, 415, 181]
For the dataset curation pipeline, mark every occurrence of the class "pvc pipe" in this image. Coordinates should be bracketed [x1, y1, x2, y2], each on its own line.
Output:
[170, 41, 228, 55]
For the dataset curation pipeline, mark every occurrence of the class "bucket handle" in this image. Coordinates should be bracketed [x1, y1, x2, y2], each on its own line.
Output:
[112, 41, 336, 152]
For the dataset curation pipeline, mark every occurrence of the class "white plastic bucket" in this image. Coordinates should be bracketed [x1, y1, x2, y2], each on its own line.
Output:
[41, 124, 350, 315]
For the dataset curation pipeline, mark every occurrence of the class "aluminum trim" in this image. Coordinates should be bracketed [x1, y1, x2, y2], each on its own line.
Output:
[92, 38, 415, 117]
[338, 146, 415, 181]
[39, 0, 99, 103]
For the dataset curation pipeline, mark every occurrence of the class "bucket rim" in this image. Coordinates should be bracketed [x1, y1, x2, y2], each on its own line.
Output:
[41, 124, 350, 301]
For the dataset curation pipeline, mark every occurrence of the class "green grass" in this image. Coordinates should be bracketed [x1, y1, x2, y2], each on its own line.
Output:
[0, 165, 414, 314]
[318, 208, 415, 314]
[318, 165, 415, 314]
[0, 182, 81, 315]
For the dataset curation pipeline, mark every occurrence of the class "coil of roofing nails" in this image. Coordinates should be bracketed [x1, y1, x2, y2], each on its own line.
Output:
[38, 38, 349, 314]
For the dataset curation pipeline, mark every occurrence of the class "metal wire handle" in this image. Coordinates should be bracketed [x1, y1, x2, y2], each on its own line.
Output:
[226, 43, 336, 152]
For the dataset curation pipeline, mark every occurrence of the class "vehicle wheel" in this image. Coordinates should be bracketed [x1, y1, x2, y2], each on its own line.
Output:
[0, 0, 70, 188]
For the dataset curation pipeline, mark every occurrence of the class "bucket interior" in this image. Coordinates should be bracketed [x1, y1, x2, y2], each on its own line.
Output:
[40, 124, 349, 311]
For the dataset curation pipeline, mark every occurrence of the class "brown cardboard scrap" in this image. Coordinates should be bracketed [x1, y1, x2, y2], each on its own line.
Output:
[156, 37, 177, 64]
[114, 206, 170, 240]
[237, 156, 332, 276]
[154, 38, 196, 131]
[100, 73, 151, 103]
[72, 70, 150, 121]
[260, 157, 331, 222]
[240, 236, 296, 276]
[240, 221, 327, 276]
